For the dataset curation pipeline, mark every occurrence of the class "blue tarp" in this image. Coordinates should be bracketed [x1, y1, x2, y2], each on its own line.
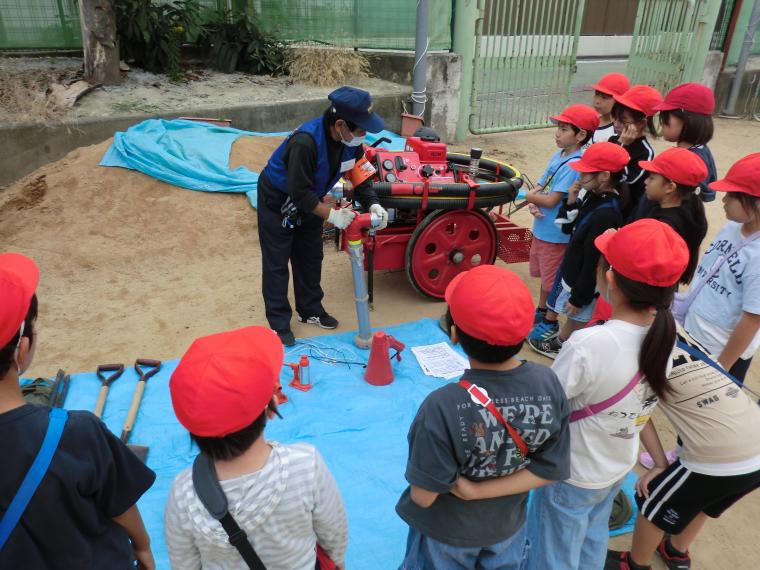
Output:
[26, 318, 637, 568]
[100, 119, 406, 208]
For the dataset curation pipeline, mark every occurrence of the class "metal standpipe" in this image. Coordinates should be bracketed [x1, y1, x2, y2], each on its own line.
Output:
[345, 213, 382, 349]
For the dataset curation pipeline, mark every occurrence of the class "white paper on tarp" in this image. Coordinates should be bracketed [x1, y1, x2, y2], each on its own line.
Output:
[411, 342, 470, 379]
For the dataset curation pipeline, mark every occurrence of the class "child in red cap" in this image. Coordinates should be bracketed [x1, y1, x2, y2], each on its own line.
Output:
[588, 73, 631, 145]
[637, 147, 709, 285]
[0, 253, 156, 569]
[396, 265, 570, 569]
[528, 142, 629, 359]
[608, 85, 664, 214]
[165, 326, 347, 570]
[604, 226, 760, 569]
[450, 220, 688, 570]
[677, 152, 760, 383]
[526, 104, 599, 337]
[655, 82, 717, 203]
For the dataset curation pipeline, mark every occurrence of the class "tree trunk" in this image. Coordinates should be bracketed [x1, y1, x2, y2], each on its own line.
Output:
[79, 0, 120, 85]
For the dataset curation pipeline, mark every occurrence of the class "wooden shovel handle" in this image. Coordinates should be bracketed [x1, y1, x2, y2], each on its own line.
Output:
[120, 380, 146, 442]
[94, 385, 109, 418]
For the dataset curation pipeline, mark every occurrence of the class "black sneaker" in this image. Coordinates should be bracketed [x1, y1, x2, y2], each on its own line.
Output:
[527, 336, 563, 359]
[277, 329, 296, 347]
[298, 312, 338, 329]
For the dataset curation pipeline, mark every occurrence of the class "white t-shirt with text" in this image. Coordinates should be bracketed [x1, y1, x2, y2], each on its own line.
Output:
[552, 320, 661, 489]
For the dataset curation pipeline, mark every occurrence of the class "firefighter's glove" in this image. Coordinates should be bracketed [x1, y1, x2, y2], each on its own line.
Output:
[369, 204, 389, 230]
[328, 207, 358, 230]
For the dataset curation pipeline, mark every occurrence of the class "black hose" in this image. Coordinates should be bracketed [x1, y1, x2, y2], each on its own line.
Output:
[379, 196, 510, 210]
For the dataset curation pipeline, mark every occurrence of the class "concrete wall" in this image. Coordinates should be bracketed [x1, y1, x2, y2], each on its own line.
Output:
[714, 55, 760, 116]
[0, 92, 407, 187]
[366, 51, 461, 143]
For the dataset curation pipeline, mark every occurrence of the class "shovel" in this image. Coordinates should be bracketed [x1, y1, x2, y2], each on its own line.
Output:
[94, 363, 124, 418]
[120, 359, 162, 463]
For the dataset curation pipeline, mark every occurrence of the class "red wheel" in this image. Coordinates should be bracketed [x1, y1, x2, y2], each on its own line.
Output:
[405, 209, 498, 300]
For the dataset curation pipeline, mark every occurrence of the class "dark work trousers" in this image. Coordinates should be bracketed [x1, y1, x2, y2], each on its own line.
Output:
[257, 184, 325, 333]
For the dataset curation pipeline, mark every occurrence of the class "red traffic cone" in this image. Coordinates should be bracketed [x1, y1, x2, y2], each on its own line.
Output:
[364, 331, 405, 386]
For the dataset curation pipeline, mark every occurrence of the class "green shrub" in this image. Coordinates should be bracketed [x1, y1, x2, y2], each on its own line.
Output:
[116, 0, 201, 80]
[198, 11, 287, 76]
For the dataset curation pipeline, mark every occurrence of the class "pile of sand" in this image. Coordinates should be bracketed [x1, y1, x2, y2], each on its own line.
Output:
[0, 136, 282, 372]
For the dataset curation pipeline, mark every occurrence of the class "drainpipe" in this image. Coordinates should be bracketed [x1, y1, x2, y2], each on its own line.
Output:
[724, 0, 760, 115]
[412, 0, 429, 117]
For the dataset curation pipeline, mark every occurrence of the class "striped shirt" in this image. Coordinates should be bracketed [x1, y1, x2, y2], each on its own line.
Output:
[164, 442, 348, 570]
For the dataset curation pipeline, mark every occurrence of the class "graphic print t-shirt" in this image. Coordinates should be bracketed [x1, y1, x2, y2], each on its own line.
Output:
[685, 221, 760, 360]
[660, 329, 760, 474]
[396, 363, 570, 547]
[552, 320, 661, 489]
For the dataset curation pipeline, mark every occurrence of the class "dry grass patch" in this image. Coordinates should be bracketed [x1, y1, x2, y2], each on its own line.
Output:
[287, 46, 370, 87]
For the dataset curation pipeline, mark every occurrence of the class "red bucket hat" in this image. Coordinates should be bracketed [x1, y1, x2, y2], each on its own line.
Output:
[570, 142, 630, 173]
[709, 152, 760, 198]
[591, 73, 631, 97]
[445, 265, 534, 346]
[654, 82, 715, 115]
[613, 85, 664, 117]
[0, 253, 39, 347]
[639, 147, 708, 187]
[170, 326, 284, 437]
[594, 219, 688, 287]
[551, 104, 600, 133]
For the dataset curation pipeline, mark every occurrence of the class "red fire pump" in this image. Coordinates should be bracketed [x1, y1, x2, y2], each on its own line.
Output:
[339, 133, 533, 301]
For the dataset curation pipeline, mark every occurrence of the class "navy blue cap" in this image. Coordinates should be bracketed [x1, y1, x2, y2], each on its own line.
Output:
[328, 86, 385, 134]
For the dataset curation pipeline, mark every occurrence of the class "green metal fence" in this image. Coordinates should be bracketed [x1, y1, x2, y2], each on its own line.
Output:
[626, 0, 706, 95]
[0, 0, 451, 51]
[469, 0, 587, 133]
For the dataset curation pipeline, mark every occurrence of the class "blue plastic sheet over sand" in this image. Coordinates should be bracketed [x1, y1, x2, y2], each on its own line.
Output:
[100, 119, 406, 208]
[35, 317, 637, 568]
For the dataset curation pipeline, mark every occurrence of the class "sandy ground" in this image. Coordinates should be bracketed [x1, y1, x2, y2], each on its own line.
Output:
[1, 117, 759, 568]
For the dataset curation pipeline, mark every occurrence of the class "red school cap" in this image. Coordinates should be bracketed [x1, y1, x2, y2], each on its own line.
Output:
[551, 104, 600, 133]
[639, 147, 708, 187]
[170, 326, 284, 437]
[0, 253, 39, 347]
[570, 142, 630, 173]
[613, 85, 664, 117]
[654, 82, 715, 115]
[594, 219, 688, 287]
[709, 152, 760, 198]
[445, 265, 534, 346]
[591, 73, 631, 97]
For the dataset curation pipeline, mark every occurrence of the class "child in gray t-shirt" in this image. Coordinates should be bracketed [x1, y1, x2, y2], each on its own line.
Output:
[396, 266, 570, 569]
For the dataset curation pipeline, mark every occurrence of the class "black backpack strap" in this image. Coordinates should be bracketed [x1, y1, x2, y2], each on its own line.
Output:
[192, 454, 267, 570]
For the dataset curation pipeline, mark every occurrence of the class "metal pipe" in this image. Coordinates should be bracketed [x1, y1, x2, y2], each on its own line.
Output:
[346, 213, 382, 348]
[412, 0, 429, 117]
[725, 0, 760, 115]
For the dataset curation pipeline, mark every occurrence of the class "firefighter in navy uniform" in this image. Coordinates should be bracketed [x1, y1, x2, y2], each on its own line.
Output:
[257, 86, 389, 346]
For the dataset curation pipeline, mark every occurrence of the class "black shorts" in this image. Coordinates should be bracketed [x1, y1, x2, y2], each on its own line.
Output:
[635, 459, 760, 534]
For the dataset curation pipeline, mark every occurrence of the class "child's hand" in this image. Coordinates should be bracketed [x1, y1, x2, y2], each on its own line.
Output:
[528, 203, 543, 218]
[451, 477, 481, 501]
[635, 466, 665, 498]
[618, 123, 641, 146]
[133, 545, 155, 570]
[568, 181, 582, 200]
[565, 301, 580, 316]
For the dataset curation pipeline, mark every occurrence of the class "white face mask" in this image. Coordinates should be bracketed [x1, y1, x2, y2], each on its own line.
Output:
[339, 124, 365, 147]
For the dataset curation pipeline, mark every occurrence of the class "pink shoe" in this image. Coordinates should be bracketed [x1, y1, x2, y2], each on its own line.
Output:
[639, 448, 679, 469]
